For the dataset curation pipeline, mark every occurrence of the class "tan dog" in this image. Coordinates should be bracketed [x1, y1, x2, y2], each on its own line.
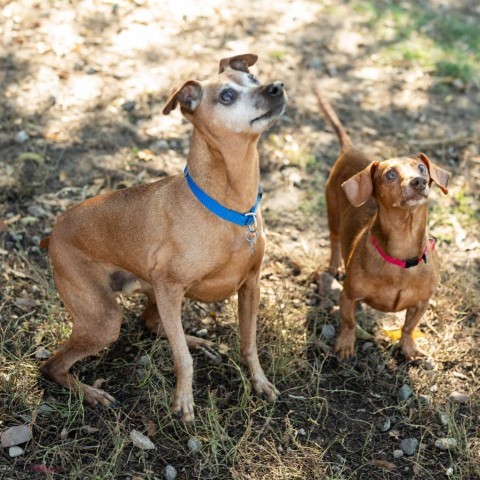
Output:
[40, 54, 286, 422]
[313, 85, 450, 361]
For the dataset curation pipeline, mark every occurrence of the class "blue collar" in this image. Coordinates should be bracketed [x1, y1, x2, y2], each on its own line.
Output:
[184, 166, 262, 227]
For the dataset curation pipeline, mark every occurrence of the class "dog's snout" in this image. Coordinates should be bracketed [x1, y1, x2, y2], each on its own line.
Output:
[410, 176, 427, 191]
[266, 81, 284, 97]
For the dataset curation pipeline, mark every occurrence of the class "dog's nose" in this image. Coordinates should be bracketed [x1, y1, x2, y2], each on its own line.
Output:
[266, 81, 284, 97]
[410, 176, 427, 191]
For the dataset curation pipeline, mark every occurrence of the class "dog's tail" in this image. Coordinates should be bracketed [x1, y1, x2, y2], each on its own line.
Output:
[312, 82, 352, 152]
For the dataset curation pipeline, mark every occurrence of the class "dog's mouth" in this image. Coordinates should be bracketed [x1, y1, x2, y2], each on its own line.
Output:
[400, 189, 429, 207]
[250, 101, 286, 125]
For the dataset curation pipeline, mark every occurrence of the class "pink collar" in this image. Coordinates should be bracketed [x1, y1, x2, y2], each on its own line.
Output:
[371, 235, 435, 268]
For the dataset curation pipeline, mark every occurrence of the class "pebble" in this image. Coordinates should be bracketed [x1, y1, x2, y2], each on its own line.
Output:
[164, 464, 177, 480]
[28, 205, 47, 217]
[195, 328, 208, 338]
[37, 404, 54, 415]
[15, 130, 29, 144]
[377, 416, 391, 432]
[393, 449, 404, 459]
[449, 391, 469, 404]
[150, 139, 169, 152]
[1, 425, 32, 448]
[138, 355, 150, 367]
[122, 100, 136, 111]
[397, 384, 413, 401]
[187, 436, 202, 453]
[418, 394, 431, 406]
[435, 438, 457, 450]
[321, 324, 335, 340]
[35, 347, 51, 360]
[437, 412, 449, 426]
[400, 438, 418, 456]
[9, 446, 24, 458]
[362, 341, 374, 352]
[130, 430, 156, 450]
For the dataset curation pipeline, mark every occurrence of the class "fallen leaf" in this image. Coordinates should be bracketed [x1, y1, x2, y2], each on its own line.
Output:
[0, 220, 8, 232]
[383, 327, 424, 341]
[14, 298, 39, 310]
[81, 425, 99, 434]
[355, 324, 374, 340]
[28, 464, 56, 474]
[370, 459, 395, 470]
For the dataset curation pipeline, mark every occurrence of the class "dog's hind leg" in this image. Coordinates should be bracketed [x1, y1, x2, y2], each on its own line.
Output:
[40, 248, 123, 408]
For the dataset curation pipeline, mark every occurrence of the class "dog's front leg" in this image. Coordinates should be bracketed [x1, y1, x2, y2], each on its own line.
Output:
[238, 271, 279, 402]
[335, 289, 357, 361]
[152, 279, 195, 422]
[400, 301, 428, 360]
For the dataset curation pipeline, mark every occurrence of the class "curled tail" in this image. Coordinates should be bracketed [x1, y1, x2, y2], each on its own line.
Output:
[312, 82, 352, 152]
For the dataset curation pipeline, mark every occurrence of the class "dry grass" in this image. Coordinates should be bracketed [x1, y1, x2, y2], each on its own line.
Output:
[1, 0, 479, 479]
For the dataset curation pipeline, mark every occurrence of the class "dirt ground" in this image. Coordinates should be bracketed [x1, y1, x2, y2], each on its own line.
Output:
[1, 1, 479, 479]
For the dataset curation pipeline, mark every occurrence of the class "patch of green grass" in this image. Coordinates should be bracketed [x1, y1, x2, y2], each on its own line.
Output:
[353, 0, 480, 83]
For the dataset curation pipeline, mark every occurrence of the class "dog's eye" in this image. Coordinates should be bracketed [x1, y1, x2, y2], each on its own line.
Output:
[418, 164, 427, 175]
[219, 89, 236, 105]
[248, 74, 259, 84]
[385, 170, 397, 181]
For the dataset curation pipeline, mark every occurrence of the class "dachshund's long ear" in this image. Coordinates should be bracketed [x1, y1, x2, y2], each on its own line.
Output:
[417, 153, 450, 195]
[219, 53, 258, 74]
[341, 162, 379, 207]
[162, 81, 202, 115]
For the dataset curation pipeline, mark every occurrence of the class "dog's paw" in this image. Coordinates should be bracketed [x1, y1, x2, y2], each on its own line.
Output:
[252, 374, 279, 402]
[83, 385, 118, 409]
[173, 389, 195, 423]
[399, 336, 426, 360]
[335, 331, 356, 362]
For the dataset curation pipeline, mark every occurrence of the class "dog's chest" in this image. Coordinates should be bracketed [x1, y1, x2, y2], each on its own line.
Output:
[185, 236, 265, 303]
[363, 267, 436, 312]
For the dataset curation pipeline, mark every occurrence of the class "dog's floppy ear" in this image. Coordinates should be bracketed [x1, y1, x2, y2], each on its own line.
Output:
[417, 153, 450, 195]
[162, 81, 203, 115]
[341, 162, 379, 207]
[219, 53, 258, 74]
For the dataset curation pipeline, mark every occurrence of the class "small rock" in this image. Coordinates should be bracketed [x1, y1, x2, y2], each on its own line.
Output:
[163, 464, 177, 480]
[446, 467, 454, 476]
[9, 446, 24, 458]
[418, 394, 431, 406]
[195, 328, 208, 338]
[187, 436, 202, 453]
[27, 205, 47, 217]
[450, 391, 469, 404]
[138, 355, 150, 366]
[335, 454, 346, 464]
[37, 404, 54, 415]
[130, 430, 156, 450]
[150, 139, 169, 152]
[437, 412, 449, 426]
[1, 425, 32, 448]
[393, 449, 404, 459]
[86, 66, 99, 74]
[122, 100, 136, 111]
[296, 428, 306, 437]
[397, 384, 413, 401]
[422, 360, 435, 370]
[400, 438, 418, 456]
[377, 416, 391, 432]
[321, 324, 335, 340]
[35, 347, 51, 360]
[15, 130, 29, 144]
[435, 438, 457, 450]
[362, 341, 374, 351]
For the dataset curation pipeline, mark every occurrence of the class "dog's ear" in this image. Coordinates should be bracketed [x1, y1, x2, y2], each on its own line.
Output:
[341, 162, 378, 207]
[417, 153, 450, 195]
[219, 53, 258, 74]
[162, 81, 203, 115]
